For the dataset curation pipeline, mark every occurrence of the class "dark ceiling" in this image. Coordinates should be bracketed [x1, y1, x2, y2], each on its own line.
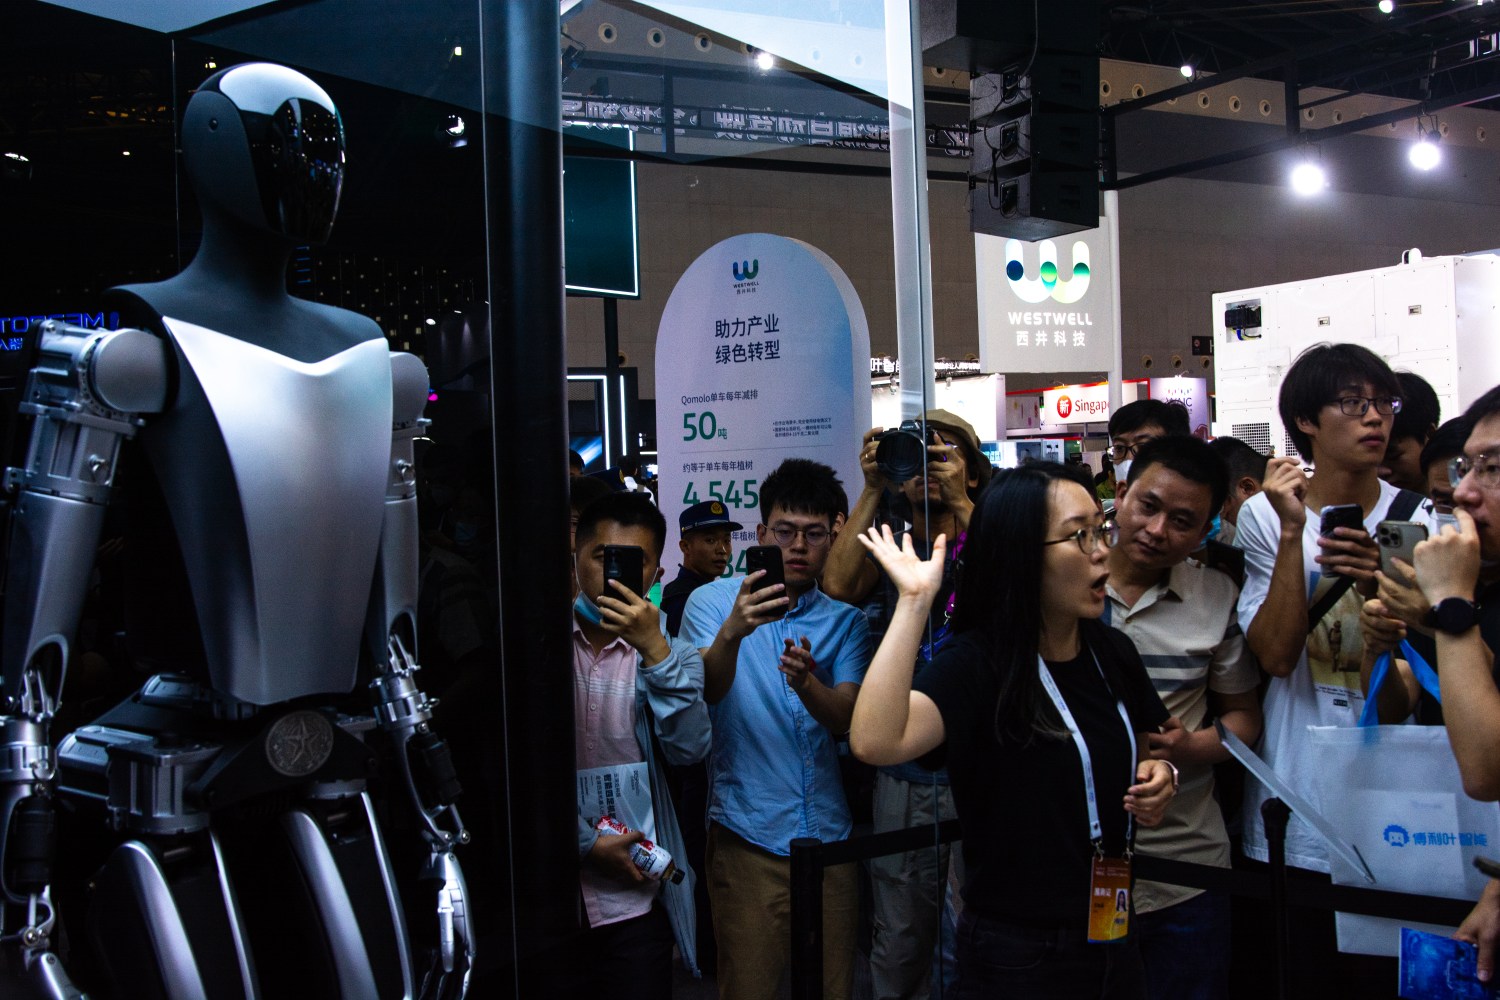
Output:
[1100, 0, 1500, 111]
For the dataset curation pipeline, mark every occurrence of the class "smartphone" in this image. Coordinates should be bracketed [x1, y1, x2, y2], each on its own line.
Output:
[744, 545, 786, 619]
[1319, 503, 1364, 537]
[1376, 520, 1428, 584]
[601, 544, 645, 598]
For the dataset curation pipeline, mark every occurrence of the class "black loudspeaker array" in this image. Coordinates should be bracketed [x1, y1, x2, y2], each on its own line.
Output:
[921, 0, 1102, 241]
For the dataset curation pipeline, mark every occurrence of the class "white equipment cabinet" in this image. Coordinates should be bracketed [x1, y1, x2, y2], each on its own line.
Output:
[1211, 252, 1500, 457]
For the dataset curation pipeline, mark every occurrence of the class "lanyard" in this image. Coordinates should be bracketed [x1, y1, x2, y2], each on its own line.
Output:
[1037, 647, 1137, 847]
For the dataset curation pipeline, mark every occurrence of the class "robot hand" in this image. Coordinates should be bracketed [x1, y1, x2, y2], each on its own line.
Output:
[370, 635, 473, 1000]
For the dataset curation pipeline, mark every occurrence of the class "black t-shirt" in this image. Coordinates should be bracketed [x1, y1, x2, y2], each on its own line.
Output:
[661, 567, 714, 638]
[913, 619, 1169, 928]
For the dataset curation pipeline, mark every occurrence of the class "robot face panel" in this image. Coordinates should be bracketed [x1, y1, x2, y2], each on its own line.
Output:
[245, 97, 345, 243]
[198, 63, 347, 244]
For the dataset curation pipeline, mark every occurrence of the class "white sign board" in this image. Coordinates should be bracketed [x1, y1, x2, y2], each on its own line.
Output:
[656, 234, 870, 581]
[976, 212, 1119, 374]
[869, 373, 1005, 443]
[1148, 377, 1211, 438]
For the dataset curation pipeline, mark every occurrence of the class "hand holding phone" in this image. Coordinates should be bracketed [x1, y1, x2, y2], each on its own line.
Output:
[743, 545, 788, 623]
[1376, 520, 1428, 586]
[602, 544, 645, 598]
[1318, 503, 1368, 579]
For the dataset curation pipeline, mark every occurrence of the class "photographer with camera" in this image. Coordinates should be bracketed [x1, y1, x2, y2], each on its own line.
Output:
[823, 409, 991, 1000]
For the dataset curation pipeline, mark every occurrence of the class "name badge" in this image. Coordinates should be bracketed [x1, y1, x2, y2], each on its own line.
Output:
[1087, 855, 1132, 943]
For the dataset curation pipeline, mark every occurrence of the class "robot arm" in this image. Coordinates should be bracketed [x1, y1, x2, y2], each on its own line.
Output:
[366, 351, 472, 1000]
[0, 320, 167, 995]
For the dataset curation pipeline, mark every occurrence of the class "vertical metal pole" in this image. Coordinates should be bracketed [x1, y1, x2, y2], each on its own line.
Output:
[1262, 798, 1293, 1000]
[885, 0, 936, 416]
[604, 297, 623, 467]
[790, 837, 825, 1000]
[479, 0, 576, 995]
[1105, 189, 1123, 417]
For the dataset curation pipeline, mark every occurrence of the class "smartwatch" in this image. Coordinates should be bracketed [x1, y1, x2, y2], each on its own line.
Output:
[1425, 597, 1480, 636]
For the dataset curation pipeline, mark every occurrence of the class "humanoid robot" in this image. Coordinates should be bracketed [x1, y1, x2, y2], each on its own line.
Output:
[0, 63, 472, 999]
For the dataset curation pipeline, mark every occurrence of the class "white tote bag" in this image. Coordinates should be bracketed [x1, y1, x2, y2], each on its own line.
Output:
[1307, 648, 1500, 956]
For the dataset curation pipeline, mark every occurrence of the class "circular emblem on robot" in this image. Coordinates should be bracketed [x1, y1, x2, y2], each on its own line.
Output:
[265, 710, 336, 777]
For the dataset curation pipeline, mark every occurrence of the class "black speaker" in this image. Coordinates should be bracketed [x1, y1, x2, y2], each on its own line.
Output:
[968, 52, 1099, 241]
[970, 170, 1097, 241]
[921, 0, 1100, 73]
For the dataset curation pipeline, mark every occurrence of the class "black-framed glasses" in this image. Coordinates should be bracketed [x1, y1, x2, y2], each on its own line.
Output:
[1449, 453, 1500, 490]
[769, 523, 832, 547]
[1108, 437, 1157, 462]
[1044, 521, 1118, 554]
[1331, 395, 1402, 417]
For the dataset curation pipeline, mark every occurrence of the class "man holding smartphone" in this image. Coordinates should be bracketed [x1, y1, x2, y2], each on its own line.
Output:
[681, 458, 870, 1000]
[1231, 342, 1429, 990]
[570, 492, 711, 997]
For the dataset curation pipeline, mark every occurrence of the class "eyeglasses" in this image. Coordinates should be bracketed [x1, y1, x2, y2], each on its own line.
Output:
[1109, 437, 1157, 462]
[1331, 396, 1403, 417]
[769, 523, 832, 547]
[1044, 521, 1118, 554]
[1449, 453, 1500, 490]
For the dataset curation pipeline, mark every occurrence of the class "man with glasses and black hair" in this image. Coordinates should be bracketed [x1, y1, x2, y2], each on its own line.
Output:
[680, 458, 870, 1000]
[1108, 399, 1192, 493]
[1389, 385, 1500, 983]
[1233, 342, 1429, 990]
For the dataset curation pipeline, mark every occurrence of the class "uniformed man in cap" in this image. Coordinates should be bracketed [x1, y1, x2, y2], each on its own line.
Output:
[661, 500, 743, 638]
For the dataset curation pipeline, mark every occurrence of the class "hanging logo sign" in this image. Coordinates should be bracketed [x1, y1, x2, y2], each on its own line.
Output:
[656, 234, 870, 582]
[1042, 382, 1112, 425]
[976, 212, 1118, 374]
[1149, 377, 1211, 438]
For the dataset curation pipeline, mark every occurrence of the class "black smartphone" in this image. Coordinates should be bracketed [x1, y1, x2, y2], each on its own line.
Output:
[601, 544, 645, 597]
[744, 545, 786, 619]
[1319, 503, 1364, 537]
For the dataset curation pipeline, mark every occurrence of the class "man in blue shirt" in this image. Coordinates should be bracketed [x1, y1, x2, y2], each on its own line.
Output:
[681, 458, 871, 1000]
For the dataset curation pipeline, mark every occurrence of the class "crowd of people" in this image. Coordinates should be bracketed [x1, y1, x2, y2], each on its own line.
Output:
[558, 340, 1500, 1000]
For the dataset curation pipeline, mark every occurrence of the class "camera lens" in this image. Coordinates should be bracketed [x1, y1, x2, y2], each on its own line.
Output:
[876, 426, 927, 484]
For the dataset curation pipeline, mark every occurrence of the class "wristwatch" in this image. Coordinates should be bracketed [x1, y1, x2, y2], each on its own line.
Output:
[1425, 596, 1480, 636]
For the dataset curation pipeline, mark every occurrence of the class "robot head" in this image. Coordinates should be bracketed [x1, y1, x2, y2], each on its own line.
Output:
[182, 63, 346, 244]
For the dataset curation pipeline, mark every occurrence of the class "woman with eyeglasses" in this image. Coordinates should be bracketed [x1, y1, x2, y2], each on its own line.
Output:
[849, 461, 1176, 1000]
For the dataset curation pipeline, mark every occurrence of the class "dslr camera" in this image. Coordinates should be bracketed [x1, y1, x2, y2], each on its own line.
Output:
[874, 420, 939, 484]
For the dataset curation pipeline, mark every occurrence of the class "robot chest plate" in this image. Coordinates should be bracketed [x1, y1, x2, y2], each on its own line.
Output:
[158, 318, 393, 704]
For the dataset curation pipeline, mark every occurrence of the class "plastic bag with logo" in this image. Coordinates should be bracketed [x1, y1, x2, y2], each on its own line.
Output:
[1307, 642, 1500, 956]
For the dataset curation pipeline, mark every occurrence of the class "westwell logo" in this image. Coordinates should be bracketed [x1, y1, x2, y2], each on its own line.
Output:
[1004, 239, 1090, 305]
[732, 259, 759, 282]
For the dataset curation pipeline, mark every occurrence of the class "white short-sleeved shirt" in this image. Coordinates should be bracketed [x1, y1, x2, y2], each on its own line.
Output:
[1235, 479, 1432, 871]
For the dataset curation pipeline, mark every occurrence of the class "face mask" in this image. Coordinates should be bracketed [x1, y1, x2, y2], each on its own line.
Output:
[452, 521, 479, 547]
[1114, 458, 1132, 484]
[573, 589, 605, 626]
[1207, 513, 1222, 541]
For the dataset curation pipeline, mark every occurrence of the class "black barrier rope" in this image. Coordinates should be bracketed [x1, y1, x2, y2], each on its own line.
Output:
[787, 798, 1479, 1000]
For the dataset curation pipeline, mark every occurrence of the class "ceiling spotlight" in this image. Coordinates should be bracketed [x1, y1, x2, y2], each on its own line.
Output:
[754, 50, 775, 71]
[1290, 161, 1327, 195]
[1410, 117, 1441, 170]
[1377, 0, 1394, 12]
[1179, 62, 1194, 79]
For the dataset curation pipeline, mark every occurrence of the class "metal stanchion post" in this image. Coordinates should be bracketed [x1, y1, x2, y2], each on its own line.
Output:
[790, 836, 825, 1000]
[1262, 797, 1293, 1000]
